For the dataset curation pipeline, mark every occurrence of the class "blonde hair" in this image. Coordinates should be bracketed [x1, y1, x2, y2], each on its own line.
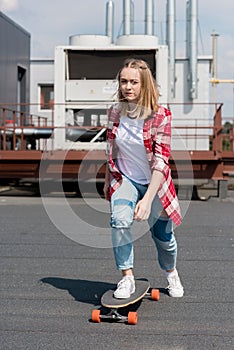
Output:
[116, 58, 159, 118]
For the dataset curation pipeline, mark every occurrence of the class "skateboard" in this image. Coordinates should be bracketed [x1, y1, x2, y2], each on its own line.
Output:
[91, 278, 160, 325]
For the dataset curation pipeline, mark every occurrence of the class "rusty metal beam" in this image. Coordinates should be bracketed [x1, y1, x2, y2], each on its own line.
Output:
[0, 150, 233, 182]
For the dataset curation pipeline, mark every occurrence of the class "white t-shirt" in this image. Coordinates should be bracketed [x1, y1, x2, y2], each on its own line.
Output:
[115, 116, 151, 184]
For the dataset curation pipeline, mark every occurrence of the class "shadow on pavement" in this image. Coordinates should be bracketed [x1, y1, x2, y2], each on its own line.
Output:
[41, 277, 115, 306]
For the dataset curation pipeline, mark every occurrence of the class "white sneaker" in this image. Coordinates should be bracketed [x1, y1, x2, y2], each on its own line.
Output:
[113, 276, 135, 299]
[166, 271, 184, 298]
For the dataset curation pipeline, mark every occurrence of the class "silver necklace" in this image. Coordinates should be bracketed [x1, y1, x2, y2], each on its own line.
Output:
[126, 106, 140, 119]
[127, 113, 138, 119]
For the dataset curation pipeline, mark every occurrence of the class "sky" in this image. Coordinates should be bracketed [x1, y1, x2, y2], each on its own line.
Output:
[1, 0, 233, 118]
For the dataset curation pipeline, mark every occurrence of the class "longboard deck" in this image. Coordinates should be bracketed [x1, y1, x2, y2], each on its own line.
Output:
[101, 279, 150, 309]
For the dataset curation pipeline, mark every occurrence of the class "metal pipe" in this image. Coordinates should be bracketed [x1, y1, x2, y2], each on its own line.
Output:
[66, 128, 106, 142]
[0, 128, 53, 139]
[130, 0, 134, 34]
[186, 0, 190, 57]
[123, 0, 131, 35]
[166, 0, 176, 98]
[106, 1, 114, 43]
[187, 0, 198, 99]
[145, 0, 154, 35]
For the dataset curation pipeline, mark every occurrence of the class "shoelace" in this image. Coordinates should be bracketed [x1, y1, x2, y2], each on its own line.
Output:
[117, 278, 129, 290]
[167, 276, 178, 290]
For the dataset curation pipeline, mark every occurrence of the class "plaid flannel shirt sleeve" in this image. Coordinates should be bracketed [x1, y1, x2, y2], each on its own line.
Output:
[105, 106, 120, 171]
[105, 106, 116, 157]
[151, 109, 172, 176]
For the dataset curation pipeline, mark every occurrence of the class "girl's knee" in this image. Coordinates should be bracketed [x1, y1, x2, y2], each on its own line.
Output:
[111, 198, 134, 228]
[150, 218, 173, 242]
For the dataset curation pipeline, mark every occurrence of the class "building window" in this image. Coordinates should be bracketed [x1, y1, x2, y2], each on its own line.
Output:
[40, 85, 54, 109]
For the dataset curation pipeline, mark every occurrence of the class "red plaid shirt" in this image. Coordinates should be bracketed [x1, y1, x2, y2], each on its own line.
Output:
[106, 104, 182, 226]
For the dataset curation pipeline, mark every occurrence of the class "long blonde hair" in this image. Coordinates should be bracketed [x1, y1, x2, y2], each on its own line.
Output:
[116, 58, 159, 119]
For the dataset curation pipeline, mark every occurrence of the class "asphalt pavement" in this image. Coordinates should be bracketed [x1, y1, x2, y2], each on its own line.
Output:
[0, 188, 233, 350]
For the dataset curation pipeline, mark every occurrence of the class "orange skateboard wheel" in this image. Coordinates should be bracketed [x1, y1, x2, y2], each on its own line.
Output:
[127, 311, 138, 325]
[91, 309, 101, 323]
[151, 288, 160, 301]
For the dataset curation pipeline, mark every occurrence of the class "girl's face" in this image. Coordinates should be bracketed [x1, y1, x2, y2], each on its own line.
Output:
[119, 67, 141, 104]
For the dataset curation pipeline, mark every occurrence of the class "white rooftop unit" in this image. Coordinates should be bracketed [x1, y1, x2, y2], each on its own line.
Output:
[54, 43, 167, 150]
[44, 0, 212, 151]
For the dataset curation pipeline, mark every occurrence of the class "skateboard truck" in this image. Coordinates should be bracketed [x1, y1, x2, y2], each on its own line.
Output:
[92, 308, 138, 325]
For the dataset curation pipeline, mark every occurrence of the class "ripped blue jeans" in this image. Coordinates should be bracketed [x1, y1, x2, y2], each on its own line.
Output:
[110, 175, 177, 271]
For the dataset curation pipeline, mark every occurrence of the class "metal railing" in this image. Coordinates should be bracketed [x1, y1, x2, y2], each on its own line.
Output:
[0, 105, 52, 151]
[0, 103, 233, 154]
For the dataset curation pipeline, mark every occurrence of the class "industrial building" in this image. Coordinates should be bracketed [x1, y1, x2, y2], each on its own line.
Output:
[0, 11, 30, 116]
[0, 1, 233, 198]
